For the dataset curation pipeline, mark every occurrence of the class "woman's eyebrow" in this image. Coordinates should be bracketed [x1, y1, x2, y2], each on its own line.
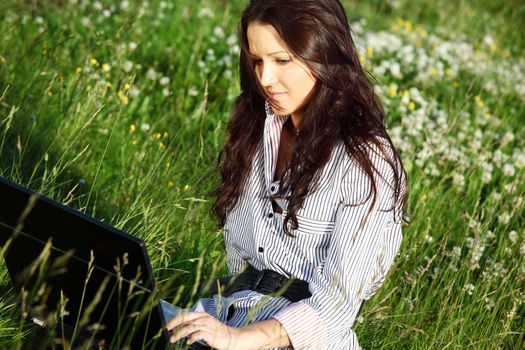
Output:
[249, 50, 289, 57]
[269, 50, 289, 56]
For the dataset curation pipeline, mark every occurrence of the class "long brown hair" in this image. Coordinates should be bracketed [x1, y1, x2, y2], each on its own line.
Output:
[213, 0, 409, 235]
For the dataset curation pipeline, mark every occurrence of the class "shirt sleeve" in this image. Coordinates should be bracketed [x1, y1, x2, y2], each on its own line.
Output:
[272, 145, 404, 349]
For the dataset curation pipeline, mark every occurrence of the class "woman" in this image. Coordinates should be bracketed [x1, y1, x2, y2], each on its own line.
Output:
[166, 0, 408, 349]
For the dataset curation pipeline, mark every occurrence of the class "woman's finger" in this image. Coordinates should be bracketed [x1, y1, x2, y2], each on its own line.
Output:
[169, 322, 200, 343]
[165, 311, 209, 331]
[169, 315, 214, 343]
[186, 330, 207, 345]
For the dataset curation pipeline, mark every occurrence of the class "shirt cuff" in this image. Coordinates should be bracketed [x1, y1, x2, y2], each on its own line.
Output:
[272, 302, 326, 349]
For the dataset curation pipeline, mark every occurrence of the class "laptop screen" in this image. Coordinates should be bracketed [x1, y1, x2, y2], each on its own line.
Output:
[0, 177, 171, 349]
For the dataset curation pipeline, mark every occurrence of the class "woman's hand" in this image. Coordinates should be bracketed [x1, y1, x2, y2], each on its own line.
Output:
[166, 311, 245, 350]
[166, 311, 291, 350]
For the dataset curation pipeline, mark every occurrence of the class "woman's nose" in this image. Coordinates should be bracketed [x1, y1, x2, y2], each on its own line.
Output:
[260, 64, 278, 87]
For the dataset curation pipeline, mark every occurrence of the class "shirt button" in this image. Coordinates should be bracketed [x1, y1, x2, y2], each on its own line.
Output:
[258, 247, 264, 253]
[270, 185, 276, 193]
[267, 213, 274, 218]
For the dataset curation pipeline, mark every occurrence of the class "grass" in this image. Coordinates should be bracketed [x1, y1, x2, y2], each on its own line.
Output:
[0, 0, 524, 348]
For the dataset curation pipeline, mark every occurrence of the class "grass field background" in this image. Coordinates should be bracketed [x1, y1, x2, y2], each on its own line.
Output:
[0, 0, 524, 348]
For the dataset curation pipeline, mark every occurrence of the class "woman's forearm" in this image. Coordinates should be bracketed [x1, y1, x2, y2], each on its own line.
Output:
[239, 318, 292, 349]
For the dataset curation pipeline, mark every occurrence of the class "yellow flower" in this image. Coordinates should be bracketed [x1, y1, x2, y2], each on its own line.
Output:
[118, 90, 129, 105]
[87, 84, 92, 91]
[168, 181, 174, 188]
[474, 95, 484, 108]
[163, 132, 169, 138]
[123, 83, 131, 91]
[75, 67, 82, 74]
[159, 142, 166, 149]
[184, 184, 191, 191]
[408, 101, 416, 111]
[430, 67, 438, 77]
[366, 46, 374, 57]
[105, 82, 112, 88]
[452, 81, 459, 88]
[415, 25, 427, 37]
[47, 91, 52, 97]
[166, 162, 171, 168]
[155, 133, 161, 139]
[90, 58, 100, 66]
[130, 124, 136, 133]
[501, 49, 510, 58]
[101, 63, 110, 72]
[404, 20, 413, 32]
[420, 193, 427, 201]
[388, 84, 397, 97]
[132, 139, 137, 145]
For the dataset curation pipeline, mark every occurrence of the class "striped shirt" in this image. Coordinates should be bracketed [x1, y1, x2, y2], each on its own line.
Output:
[191, 101, 405, 349]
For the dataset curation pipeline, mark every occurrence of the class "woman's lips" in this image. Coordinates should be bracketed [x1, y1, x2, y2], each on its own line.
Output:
[268, 92, 286, 100]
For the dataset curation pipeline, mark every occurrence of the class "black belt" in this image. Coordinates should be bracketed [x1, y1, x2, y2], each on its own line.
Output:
[200, 264, 311, 303]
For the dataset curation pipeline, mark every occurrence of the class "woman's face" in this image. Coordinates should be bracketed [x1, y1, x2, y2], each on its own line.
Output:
[247, 22, 316, 122]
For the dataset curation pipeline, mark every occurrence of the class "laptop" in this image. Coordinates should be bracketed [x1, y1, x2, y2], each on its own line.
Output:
[0, 176, 185, 349]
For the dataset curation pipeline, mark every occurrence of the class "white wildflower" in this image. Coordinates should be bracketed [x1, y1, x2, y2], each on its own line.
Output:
[513, 197, 523, 209]
[482, 296, 495, 311]
[122, 60, 133, 72]
[498, 212, 510, 225]
[502, 131, 514, 145]
[450, 246, 461, 259]
[502, 163, 515, 177]
[146, 68, 157, 80]
[483, 35, 494, 46]
[198, 7, 214, 18]
[188, 86, 198, 96]
[508, 230, 518, 244]
[213, 26, 225, 39]
[140, 123, 150, 131]
[81, 17, 91, 26]
[504, 182, 516, 194]
[463, 283, 475, 295]
[452, 173, 465, 188]
[468, 238, 485, 270]
[227, 34, 237, 47]
[513, 150, 525, 168]
[159, 76, 170, 86]
[129, 86, 140, 98]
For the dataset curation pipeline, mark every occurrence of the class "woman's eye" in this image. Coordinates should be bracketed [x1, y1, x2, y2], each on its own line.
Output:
[253, 59, 263, 66]
[276, 59, 290, 65]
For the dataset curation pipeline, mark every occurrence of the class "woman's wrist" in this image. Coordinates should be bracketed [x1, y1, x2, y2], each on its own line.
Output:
[238, 318, 292, 349]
